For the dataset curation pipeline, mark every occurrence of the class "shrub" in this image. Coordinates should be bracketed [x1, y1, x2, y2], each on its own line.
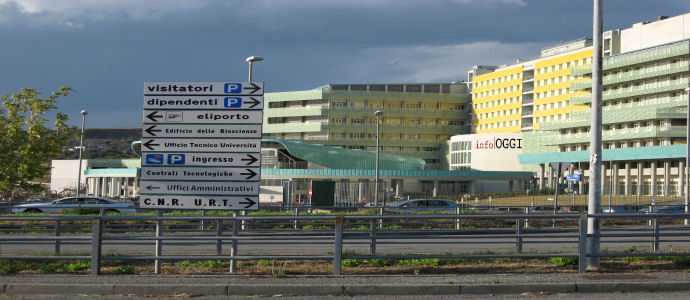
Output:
[397, 259, 440, 267]
[548, 257, 578, 267]
[672, 256, 690, 267]
[115, 265, 136, 274]
[0, 260, 19, 275]
[64, 261, 90, 272]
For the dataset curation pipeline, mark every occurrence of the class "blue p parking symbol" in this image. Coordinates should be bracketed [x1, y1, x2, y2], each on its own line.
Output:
[224, 83, 242, 93]
[167, 154, 186, 165]
[224, 97, 242, 108]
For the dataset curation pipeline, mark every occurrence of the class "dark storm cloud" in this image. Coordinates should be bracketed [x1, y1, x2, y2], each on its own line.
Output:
[0, 0, 688, 127]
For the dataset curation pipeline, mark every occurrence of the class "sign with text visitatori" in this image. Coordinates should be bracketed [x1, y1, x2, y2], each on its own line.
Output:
[139, 81, 263, 210]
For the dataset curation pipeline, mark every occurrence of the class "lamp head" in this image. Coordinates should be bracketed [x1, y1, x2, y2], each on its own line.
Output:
[246, 56, 264, 63]
[80, 109, 87, 116]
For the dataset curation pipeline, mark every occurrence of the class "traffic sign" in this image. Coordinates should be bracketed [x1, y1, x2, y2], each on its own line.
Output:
[142, 153, 259, 167]
[140, 180, 260, 196]
[144, 82, 263, 95]
[141, 166, 260, 181]
[143, 110, 263, 124]
[144, 96, 263, 110]
[140, 81, 264, 211]
[143, 124, 262, 138]
[140, 138, 261, 153]
[140, 195, 259, 210]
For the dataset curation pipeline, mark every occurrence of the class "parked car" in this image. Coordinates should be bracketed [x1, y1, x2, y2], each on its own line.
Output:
[11, 197, 136, 214]
[638, 205, 685, 214]
[386, 198, 458, 213]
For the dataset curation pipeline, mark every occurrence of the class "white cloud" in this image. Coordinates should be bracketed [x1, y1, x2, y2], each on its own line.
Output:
[345, 41, 544, 82]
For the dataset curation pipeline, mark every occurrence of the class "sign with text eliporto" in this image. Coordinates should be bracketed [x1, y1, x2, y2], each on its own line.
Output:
[139, 81, 263, 210]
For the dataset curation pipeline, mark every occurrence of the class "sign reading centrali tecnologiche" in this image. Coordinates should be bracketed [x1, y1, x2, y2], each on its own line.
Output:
[141, 166, 260, 181]
[140, 195, 258, 210]
[140, 81, 263, 211]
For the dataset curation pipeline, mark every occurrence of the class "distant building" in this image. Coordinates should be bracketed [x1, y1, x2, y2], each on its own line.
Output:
[264, 83, 471, 168]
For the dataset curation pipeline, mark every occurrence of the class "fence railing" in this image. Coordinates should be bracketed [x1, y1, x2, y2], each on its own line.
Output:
[1, 212, 690, 275]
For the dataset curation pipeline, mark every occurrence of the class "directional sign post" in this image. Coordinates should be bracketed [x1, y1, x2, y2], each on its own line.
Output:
[139, 82, 263, 210]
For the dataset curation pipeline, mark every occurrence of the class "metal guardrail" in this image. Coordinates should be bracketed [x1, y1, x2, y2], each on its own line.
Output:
[1, 212, 690, 275]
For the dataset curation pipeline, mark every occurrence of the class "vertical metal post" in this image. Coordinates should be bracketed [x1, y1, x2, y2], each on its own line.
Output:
[455, 206, 461, 230]
[652, 218, 660, 253]
[374, 111, 382, 207]
[293, 207, 299, 230]
[524, 207, 529, 229]
[216, 219, 223, 256]
[608, 162, 613, 212]
[587, 0, 604, 272]
[686, 84, 690, 224]
[230, 212, 239, 273]
[578, 214, 587, 273]
[154, 211, 162, 274]
[200, 210, 206, 231]
[90, 217, 102, 275]
[515, 219, 523, 253]
[333, 216, 344, 275]
[76, 110, 87, 197]
[54, 220, 61, 256]
[369, 219, 377, 255]
[241, 210, 247, 231]
[378, 207, 384, 230]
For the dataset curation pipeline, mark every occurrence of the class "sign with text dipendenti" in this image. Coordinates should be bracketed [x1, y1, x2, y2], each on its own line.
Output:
[139, 82, 263, 210]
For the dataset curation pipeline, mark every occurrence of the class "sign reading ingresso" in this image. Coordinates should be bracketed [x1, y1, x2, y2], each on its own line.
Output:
[139, 81, 263, 210]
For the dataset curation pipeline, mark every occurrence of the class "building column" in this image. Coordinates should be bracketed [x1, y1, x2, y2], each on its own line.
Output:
[100, 178, 108, 197]
[624, 162, 631, 196]
[539, 164, 545, 191]
[680, 160, 686, 197]
[123, 178, 129, 199]
[432, 181, 439, 197]
[612, 162, 619, 196]
[651, 161, 657, 196]
[637, 162, 643, 196]
[663, 161, 670, 196]
[601, 162, 608, 196]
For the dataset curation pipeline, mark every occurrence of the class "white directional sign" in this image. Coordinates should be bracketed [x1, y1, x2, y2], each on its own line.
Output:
[141, 138, 261, 153]
[144, 82, 263, 95]
[140, 181, 260, 196]
[144, 96, 263, 110]
[140, 167, 260, 181]
[143, 110, 263, 124]
[142, 153, 260, 167]
[140, 195, 258, 210]
[143, 124, 262, 139]
[140, 81, 263, 210]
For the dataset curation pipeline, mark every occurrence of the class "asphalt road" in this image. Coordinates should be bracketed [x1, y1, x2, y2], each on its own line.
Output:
[3, 292, 690, 300]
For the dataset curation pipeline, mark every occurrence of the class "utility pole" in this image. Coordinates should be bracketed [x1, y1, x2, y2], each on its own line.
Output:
[587, 0, 603, 271]
[76, 109, 87, 198]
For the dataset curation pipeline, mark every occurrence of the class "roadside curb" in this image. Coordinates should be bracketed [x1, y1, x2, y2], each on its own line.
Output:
[2, 281, 690, 296]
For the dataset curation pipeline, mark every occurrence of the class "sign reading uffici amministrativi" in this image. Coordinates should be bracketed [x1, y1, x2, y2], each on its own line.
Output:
[139, 82, 263, 210]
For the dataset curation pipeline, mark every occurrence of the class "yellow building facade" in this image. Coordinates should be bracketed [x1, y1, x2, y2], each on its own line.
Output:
[471, 40, 594, 133]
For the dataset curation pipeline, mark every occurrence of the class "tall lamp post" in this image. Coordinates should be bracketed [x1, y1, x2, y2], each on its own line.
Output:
[587, 0, 604, 271]
[246, 56, 264, 82]
[685, 86, 689, 225]
[76, 109, 87, 198]
[374, 110, 383, 207]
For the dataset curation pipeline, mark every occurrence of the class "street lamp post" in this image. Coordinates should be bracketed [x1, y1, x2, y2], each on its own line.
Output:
[685, 85, 689, 225]
[587, 0, 604, 271]
[246, 56, 264, 82]
[76, 109, 87, 198]
[374, 110, 383, 207]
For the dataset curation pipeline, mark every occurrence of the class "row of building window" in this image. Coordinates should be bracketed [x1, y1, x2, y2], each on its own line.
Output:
[473, 57, 593, 89]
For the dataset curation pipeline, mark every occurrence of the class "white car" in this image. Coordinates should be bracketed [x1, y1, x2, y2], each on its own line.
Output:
[11, 197, 136, 214]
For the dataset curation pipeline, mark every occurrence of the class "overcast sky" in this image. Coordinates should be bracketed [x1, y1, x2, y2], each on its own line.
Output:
[1, 0, 689, 127]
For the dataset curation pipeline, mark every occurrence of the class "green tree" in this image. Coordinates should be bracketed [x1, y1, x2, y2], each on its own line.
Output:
[0, 86, 75, 201]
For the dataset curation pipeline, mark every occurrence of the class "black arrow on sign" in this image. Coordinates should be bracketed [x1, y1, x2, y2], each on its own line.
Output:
[145, 125, 162, 137]
[146, 111, 163, 122]
[240, 168, 257, 180]
[246, 97, 261, 108]
[145, 185, 160, 191]
[241, 154, 258, 166]
[243, 83, 261, 94]
[143, 140, 159, 151]
[239, 197, 257, 209]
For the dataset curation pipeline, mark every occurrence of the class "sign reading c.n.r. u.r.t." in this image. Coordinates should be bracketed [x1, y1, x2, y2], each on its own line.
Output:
[144, 82, 263, 96]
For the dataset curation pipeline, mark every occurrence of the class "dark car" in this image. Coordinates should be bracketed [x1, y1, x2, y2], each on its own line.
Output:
[12, 197, 136, 214]
[387, 199, 458, 213]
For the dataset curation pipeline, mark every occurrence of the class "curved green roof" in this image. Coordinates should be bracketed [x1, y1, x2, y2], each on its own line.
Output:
[264, 139, 425, 170]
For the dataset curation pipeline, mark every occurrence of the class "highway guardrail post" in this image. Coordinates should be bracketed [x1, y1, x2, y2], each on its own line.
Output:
[216, 219, 223, 256]
[230, 212, 239, 273]
[154, 211, 163, 274]
[653, 218, 660, 253]
[378, 207, 384, 230]
[515, 219, 523, 253]
[369, 219, 377, 255]
[90, 217, 102, 275]
[455, 206, 461, 230]
[578, 213, 587, 273]
[54, 220, 61, 256]
[524, 207, 529, 228]
[293, 207, 299, 230]
[333, 216, 344, 275]
[200, 210, 206, 231]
